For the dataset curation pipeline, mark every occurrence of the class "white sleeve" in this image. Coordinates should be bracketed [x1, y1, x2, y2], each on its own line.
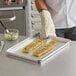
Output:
[45, 0, 64, 12]
[40, 10, 56, 38]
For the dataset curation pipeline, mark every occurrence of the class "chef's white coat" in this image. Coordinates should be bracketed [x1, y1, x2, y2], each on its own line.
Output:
[45, 0, 76, 29]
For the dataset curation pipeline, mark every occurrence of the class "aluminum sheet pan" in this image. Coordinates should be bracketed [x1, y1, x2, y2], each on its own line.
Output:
[6, 36, 71, 64]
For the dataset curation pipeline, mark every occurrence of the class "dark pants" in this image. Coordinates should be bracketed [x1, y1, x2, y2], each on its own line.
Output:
[56, 27, 76, 41]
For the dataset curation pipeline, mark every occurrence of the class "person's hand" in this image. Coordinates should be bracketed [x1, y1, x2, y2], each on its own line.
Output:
[40, 10, 56, 38]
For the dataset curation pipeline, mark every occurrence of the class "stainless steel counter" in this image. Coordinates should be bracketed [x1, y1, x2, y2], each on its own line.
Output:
[0, 34, 76, 76]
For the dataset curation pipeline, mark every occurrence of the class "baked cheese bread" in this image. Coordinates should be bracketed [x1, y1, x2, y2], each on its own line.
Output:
[22, 38, 44, 53]
[33, 40, 57, 57]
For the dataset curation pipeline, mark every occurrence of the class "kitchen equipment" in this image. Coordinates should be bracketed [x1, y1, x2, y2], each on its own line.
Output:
[25, 0, 42, 37]
[5, 0, 23, 6]
[0, 20, 19, 41]
[0, 16, 16, 22]
[6, 36, 71, 64]
[0, 20, 9, 33]
[0, 0, 26, 35]
[7, 0, 9, 6]
[4, 29, 19, 41]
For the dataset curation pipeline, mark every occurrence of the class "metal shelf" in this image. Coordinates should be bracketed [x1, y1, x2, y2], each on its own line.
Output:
[0, 6, 25, 11]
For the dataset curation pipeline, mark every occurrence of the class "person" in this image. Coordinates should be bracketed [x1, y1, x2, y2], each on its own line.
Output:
[35, 0, 76, 40]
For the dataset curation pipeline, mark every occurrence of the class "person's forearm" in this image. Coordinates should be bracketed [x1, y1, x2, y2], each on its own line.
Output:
[35, 0, 56, 38]
[35, 0, 47, 12]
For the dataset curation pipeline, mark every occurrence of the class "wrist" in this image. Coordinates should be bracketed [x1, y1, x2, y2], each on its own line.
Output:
[35, 0, 47, 12]
[39, 9, 48, 12]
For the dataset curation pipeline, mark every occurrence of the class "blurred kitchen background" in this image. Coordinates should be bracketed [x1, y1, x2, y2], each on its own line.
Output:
[0, 0, 41, 36]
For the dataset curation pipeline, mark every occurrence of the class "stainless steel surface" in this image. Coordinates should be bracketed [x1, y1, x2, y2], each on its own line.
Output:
[0, 0, 26, 35]
[25, 0, 42, 37]
[0, 7, 24, 11]
[0, 41, 4, 52]
[0, 10, 26, 35]
[0, 0, 40, 36]
[0, 34, 76, 76]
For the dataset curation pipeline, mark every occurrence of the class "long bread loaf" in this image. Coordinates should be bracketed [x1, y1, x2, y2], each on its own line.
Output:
[22, 38, 44, 53]
[33, 40, 57, 57]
